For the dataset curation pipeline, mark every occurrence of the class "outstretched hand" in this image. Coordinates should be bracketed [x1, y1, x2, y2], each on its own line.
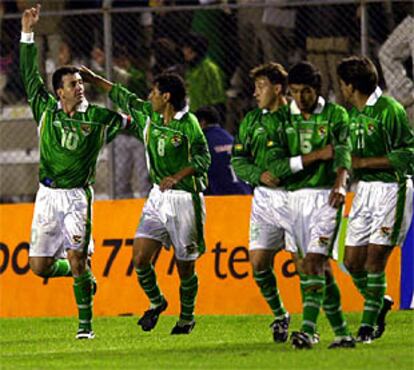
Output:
[22, 4, 41, 33]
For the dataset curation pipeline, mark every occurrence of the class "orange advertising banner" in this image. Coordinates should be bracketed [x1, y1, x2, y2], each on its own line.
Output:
[0, 195, 400, 318]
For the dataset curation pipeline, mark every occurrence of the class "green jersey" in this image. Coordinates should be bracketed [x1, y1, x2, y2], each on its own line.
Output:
[20, 40, 128, 189]
[348, 87, 414, 183]
[109, 84, 211, 193]
[267, 97, 351, 191]
[231, 108, 283, 187]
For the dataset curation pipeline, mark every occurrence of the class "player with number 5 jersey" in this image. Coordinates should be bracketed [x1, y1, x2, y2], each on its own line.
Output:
[267, 62, 354, 349]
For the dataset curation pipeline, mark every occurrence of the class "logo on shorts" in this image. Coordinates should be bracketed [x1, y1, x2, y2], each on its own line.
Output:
[72, 235, 82, 244]
[318, 236, 330, 247]
[367, 123, 375, 136]
[186, 243, 197, 255]
[380, 227, 392, 237]
[171, 134, 182, 147]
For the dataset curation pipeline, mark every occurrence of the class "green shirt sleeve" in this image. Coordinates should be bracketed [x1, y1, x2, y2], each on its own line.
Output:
[186, 114, 211, 175]
[20, 42, 56, 124]
[109, 83, 153, 141]
[331, 106, 352, 171]
[231, 115, 263, 186]
[384, 104, 414, 175]
[266, 110, 293, 180]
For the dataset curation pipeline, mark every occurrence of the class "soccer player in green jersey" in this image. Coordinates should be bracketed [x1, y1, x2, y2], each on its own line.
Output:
[81, 67, 211, 335]
[231, 63, 291, 343]
[20, 5, 133, 339]
[267, 62, 355, 349]
[337, 56, 414, 343]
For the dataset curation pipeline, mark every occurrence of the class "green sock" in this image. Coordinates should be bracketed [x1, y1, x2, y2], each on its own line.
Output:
[361, 272, 386, 328]
[136, 265, 163, 307]
[73, 270, 94, 331]
[301, 274, 325, 336]
[323, 277, 350, 337]
[179, 274, 198, 322]
[350, 271, 368, 298]
[299, 273, 307, 305]
[47, 259, 72, 277]
[253, 269, 286, 318]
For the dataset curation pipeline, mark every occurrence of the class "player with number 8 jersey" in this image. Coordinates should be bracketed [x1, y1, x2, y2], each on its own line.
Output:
[81, 66, 210, 335]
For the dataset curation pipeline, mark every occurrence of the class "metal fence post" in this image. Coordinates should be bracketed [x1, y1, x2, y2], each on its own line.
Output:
[103, 0, 115, 199]
[360, 0, 368, 56]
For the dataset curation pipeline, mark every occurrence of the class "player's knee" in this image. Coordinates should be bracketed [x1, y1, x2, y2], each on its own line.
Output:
[249, 251, 271, 272]
[29, 260, 50, 277]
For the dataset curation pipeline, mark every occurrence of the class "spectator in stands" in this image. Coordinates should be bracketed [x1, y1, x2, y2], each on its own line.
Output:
[195, 106, 252, 195]
[191, 0, 239, 87]
[379, 15, 414, 128]
[182, 32, 226, 118]
[151, 37, 185, 79]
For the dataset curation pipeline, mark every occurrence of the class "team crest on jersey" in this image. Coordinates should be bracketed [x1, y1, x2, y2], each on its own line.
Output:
[380, 226, 392, 237]
[72, 235, 82, 244]
[367, 123, 375, 136]
[318, 126, 327, 138]
[318, 236, 330, 247]
[171, 134, 182, 147]
[80, 124, 92, 136]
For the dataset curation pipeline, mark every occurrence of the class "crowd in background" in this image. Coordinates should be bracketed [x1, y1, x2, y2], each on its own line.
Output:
[0, 0, 413, 199]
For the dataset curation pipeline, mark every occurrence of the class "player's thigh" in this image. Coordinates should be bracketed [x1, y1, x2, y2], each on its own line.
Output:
[345, 182, 372, 247]
[369, 180, 413, 247]
[167, 192, 205, 262]
[250, 187, 287, 251]
[136, 189, 171, 247]
[62, 187, 93, 254]
[30, 186, 65, 258]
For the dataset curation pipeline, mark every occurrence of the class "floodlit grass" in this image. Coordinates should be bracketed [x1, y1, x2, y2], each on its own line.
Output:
[1, 312, 413, 370]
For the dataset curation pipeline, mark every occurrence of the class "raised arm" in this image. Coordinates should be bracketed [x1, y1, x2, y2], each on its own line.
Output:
[20, 3, 55, 123]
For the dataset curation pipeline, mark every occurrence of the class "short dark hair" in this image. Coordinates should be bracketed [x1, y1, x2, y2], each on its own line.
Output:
[52, 65, 80, 96]
[337, 56, 378, 96]
[250, 62, 288, 94]
[153, 72, 186, 111]
[182, 32, 209, 59]
[195, 106, 220, 126]
[288, 61, 322, 92]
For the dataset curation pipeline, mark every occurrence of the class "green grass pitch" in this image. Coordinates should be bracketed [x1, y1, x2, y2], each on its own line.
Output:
[1, 312, 413, 370]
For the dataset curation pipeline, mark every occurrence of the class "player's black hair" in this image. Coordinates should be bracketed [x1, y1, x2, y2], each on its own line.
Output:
[52, 65, 81, 96]
[154, 72, 186, 111]
[195, 106, 220, 126]
[337, 56, 378, 96]
[250, 62, 288, 94]
[288, 61, 322, 93]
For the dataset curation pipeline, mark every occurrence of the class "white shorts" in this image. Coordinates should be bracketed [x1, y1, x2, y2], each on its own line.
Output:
[346, 180, 414, 247]
[285, 188, 340, 257]
[135, 185, 206, 261]
[30, 184, 94, 258]
[249, 186, 289, 251]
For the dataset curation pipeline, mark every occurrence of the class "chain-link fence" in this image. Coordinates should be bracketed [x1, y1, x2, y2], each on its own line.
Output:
[1, 0, 413, 202]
